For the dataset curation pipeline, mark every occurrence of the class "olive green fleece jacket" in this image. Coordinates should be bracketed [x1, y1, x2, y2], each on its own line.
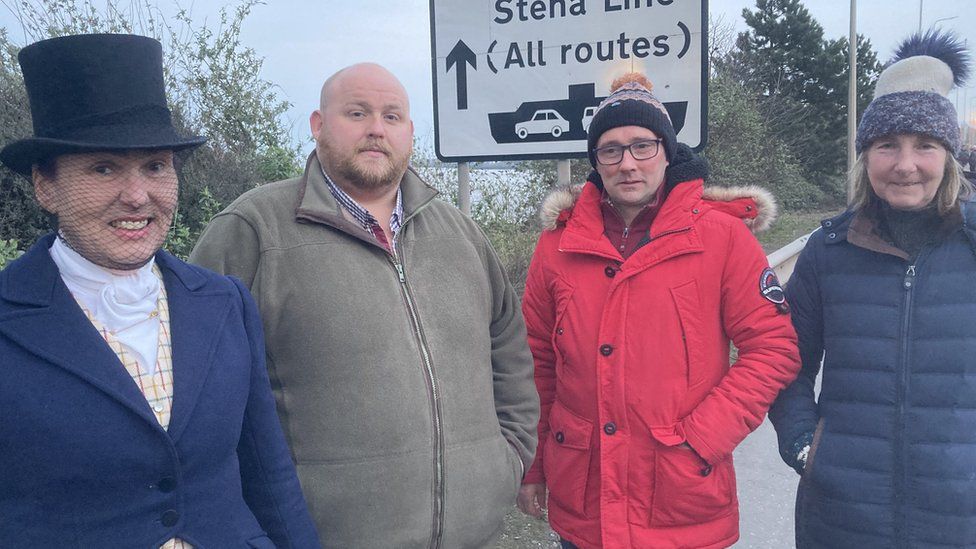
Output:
[189, 154, 539, 549]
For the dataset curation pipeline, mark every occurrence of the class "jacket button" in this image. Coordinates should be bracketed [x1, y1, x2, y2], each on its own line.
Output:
[556, 327, 564, 335]
[599, 344, 613, 356]
[828, 232, 836, 239]
[824, 220, 832, 227]
[555, 432, 565, 443]
[700, 465, 713, 477]
[603, 422, 617, 435]
[604, 265, 616, 278]
[157, 477, 176, 493]
[161, 509, 180, 527]
[692, 208, 699, 214]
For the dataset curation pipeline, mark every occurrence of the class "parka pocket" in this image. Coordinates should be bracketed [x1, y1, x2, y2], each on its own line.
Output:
[670, 280, 706, 388]
[801, 418, 826, 478]
[796, 418, 826, 547]
[542, 400, 593, 517]
[649, 436, 734, 527]
[550, 281, 576, 373]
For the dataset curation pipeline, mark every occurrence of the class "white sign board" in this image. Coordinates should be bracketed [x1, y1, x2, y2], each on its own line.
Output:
[430, 0, 707, 162]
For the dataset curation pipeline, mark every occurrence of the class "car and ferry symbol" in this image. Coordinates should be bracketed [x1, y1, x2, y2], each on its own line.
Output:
[488, 83, 688, 145]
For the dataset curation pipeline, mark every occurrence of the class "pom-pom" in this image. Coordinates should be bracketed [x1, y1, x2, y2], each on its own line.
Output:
[894, 29, 971, 87]
[609, 72, 654, 93]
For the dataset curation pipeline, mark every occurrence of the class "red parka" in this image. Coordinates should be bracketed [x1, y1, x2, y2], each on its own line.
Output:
[522, 148, 800, 549]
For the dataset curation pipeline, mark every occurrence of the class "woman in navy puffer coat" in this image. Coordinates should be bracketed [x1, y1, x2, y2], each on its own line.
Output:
[769, 31, 976, 548]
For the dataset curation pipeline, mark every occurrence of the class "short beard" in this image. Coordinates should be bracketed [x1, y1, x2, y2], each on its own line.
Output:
[321, 138, 410, 193]
[334, 153, 407, 191]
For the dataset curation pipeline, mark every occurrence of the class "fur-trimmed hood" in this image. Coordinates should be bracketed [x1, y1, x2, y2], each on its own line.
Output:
[539, 181, 778, 234]
[541, 143, 778, 232]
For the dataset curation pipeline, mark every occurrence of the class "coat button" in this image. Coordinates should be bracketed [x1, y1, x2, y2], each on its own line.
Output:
[692, 208, 699, 214]
[824, 220, 832, 227]
[157, 477, 176, 493]
[555, 432, 565, 443]
[828, 232, 836, 239]
[556, 327, 564, 335]
[604, 265, 616, 278]
[700, 465, 713, 477]
[599, 344, 613, 356]
[603, 422, 617, 435]
[161, 509, 180, 527]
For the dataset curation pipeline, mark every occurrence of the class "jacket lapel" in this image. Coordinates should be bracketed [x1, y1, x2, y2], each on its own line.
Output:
[559, 184, 625, 259]
[156, 251, 232, 442]
[294, 152, 439, 246]
[0, 235, 160, 426]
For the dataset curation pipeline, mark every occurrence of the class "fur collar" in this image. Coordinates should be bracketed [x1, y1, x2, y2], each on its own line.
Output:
[539, 182, 778, 234]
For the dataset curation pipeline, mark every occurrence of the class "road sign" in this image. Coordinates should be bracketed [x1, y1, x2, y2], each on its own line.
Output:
[430, 0, 708, 162]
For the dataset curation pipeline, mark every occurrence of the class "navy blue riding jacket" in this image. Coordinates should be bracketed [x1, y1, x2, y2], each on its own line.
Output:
[770, 201, 976, 548]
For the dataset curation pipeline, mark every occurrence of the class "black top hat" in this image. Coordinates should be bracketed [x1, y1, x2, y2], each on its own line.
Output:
[0, 33, 206, 176]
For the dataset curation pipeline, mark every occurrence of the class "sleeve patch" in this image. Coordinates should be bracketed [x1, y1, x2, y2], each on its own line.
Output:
[760, 267, 785, 304]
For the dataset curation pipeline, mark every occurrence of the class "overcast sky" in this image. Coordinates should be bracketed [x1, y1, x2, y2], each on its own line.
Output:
[1, 0, 973, 154]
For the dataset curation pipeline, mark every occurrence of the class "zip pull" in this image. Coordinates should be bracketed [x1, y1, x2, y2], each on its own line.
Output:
[394, 261, 405, 284]
[903, 265, 916, 290]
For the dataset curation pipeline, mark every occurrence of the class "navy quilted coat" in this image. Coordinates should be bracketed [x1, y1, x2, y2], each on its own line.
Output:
[770, 202, 976, 548]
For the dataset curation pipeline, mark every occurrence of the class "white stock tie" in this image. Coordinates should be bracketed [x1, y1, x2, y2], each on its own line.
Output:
[49, 237, 162, 375]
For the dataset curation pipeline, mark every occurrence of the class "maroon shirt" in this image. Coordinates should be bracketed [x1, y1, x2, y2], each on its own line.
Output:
[599, 186, 665, 259]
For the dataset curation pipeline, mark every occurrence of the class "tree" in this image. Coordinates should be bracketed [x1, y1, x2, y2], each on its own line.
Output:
[717, 0, 881, 199]
[0, 28, 48, 248]
[0, 0, 302, 257]
[703, 15, 821, 211]
[704, 72, 823, 210]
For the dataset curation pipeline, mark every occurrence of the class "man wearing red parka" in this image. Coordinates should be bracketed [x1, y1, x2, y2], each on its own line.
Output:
[516, 73, 800, 549]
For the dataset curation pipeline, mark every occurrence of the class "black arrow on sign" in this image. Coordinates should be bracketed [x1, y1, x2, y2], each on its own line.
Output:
[446, 40, 476, 110]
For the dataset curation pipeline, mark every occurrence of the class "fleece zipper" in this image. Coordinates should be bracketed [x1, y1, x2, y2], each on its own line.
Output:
[388, 198, 446, 549]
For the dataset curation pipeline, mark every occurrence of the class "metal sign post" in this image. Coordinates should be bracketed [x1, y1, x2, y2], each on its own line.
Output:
[430, 0, 708, 163]
[847, 0, 857, 202]
[458, 162, 471, 215]
[557, 159, 571, 187]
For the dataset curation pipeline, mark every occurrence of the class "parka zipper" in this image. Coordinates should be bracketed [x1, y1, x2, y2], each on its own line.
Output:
[648, 227, 690, 242]
[620, 226, 630, 253]
[389, 246, 445, 549]
[894, 257, 923, 548]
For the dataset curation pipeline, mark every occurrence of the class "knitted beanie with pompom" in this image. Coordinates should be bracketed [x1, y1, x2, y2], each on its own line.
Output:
[856, 29, 970, 154]
[586, 72, 677, 168]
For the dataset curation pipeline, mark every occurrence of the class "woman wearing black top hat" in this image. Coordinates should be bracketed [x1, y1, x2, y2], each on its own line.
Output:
[0, 34, 320, 548]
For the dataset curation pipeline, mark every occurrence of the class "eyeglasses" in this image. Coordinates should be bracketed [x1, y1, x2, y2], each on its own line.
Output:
[593, 139, 662, 165]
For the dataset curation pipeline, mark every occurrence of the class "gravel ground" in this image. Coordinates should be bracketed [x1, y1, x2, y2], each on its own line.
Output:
[497, 507, 561, 549]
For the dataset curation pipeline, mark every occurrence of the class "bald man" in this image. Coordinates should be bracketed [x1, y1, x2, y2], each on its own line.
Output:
[191, 63, 539, 548]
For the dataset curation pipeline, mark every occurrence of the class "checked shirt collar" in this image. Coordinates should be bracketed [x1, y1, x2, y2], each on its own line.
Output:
[321, 166, 403, 252]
